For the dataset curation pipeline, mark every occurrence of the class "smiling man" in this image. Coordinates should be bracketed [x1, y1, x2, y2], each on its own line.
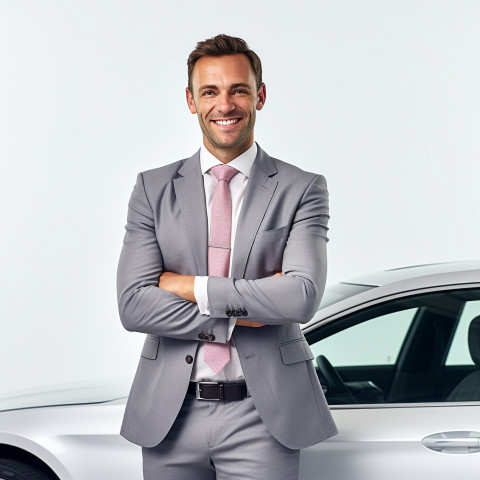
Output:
[117, 34, 337, 480]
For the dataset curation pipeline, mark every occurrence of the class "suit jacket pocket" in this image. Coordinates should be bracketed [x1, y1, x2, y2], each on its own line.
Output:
[279, 338, 314, 365]
[254, 225, 289, 245]
[141, 335, 160, 360]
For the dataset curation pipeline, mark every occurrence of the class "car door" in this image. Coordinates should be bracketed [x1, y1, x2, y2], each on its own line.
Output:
[300, 286, 480, 480]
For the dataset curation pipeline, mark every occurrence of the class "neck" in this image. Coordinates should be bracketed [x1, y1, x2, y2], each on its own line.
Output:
[203, 138, 254, 164]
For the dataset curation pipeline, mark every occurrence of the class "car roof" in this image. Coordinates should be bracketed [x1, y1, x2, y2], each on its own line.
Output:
[343, 260, 480, 288]
[306, 260, 480, 329]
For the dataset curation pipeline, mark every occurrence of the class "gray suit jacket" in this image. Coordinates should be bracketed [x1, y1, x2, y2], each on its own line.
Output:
[117, 145, 338, 449]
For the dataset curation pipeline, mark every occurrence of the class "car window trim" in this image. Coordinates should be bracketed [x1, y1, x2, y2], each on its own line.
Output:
[303, 282, 480, 334]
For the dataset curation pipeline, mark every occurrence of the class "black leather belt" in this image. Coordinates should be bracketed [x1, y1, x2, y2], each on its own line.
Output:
[187, 381, 249, 401]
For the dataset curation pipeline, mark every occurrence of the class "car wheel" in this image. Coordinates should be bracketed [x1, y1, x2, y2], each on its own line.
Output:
[0, 458, 53, 480]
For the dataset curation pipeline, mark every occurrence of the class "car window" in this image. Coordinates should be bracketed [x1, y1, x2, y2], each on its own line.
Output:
[308, 288, 480, 406]
[311, 308, 416, 367]
[445, 300, 480, 365]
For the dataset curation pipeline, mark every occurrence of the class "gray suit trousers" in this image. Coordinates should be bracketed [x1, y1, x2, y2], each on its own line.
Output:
[142, 395, 300, 480]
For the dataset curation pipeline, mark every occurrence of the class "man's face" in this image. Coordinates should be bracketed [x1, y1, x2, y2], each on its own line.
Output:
[186, 54, 266, 160]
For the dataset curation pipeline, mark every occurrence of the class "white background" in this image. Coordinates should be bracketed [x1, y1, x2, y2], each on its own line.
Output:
[1, 0, 479, 394]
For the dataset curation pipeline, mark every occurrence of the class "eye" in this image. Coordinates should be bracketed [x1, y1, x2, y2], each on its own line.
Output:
[202, 90, 215, 97]
[233, 89, 247, 95]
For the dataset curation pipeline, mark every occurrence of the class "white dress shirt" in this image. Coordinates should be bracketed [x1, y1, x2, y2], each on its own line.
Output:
[190, 142, 257, 382]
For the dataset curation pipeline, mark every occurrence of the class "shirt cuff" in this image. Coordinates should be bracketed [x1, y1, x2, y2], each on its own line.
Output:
[194, 276, 210, 315]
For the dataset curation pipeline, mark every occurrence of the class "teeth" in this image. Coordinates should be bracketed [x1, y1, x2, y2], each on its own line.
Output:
[214, 119, 239, 126]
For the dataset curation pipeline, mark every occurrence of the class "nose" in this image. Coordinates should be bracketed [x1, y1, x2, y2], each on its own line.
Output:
[216, 92, 235, 115]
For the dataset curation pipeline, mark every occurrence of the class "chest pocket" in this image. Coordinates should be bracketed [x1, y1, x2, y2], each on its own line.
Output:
[279, 338, 314, 365]
[253, 225, 289, 245]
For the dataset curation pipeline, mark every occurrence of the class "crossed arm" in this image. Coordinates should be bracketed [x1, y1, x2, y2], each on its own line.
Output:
[157, 272, 282, 327]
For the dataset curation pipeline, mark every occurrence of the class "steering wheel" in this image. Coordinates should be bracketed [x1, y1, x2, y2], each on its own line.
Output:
[316, 355, 356, 404]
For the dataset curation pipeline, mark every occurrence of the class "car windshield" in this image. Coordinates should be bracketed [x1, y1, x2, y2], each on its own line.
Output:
[319, 282, 375, 309]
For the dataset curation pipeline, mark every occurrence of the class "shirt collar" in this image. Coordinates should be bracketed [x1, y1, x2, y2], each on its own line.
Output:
[200, 142, 257, 178]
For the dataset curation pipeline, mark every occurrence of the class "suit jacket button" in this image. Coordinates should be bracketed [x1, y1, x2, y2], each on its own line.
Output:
[185, 355, 193, 364]
[198, 333, 204, 340]
[241, 308, 248, 316]
[226, 309, 232, 317]
[206, 334, 215, 341]
[232, 309, 239, 317]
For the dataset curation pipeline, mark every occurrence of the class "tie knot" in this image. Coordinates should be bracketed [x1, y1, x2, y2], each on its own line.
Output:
[210, 164, 239, 184]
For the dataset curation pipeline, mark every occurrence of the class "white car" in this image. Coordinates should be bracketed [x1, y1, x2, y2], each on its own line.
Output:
[1, 260, 480, 479]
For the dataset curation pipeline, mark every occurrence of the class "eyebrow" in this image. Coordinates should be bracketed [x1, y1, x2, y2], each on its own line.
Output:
[231, 83, 252, 90]
[198, 84, 218, 91]
[198, 83, 253, 91]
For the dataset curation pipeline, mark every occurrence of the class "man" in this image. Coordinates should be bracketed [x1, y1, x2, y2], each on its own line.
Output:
[117, 34, 337, 480]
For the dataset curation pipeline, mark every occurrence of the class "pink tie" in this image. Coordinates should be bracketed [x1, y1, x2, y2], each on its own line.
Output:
[203, 164, 239, 373]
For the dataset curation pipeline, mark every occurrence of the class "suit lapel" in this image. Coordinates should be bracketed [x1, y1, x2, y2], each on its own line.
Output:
[173, 151, 209, 276]
[231, 146, 278, 279]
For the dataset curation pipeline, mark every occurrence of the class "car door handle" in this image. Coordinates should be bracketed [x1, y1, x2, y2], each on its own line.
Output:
[423, 431, 480, 453]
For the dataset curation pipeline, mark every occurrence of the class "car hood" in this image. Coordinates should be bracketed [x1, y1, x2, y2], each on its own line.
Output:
[0, 378, 129, 412]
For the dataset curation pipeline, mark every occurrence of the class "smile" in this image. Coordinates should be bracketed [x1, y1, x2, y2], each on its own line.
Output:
[213, 118, 240, 126]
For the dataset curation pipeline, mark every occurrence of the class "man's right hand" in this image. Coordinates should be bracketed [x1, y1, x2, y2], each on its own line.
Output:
[235, 272, 283, 328]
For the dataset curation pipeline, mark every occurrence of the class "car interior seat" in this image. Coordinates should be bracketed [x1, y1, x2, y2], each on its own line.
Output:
[447, 315, 480, 401]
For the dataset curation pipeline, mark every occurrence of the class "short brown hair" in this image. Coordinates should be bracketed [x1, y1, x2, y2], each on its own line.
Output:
[187, 34, 262, 94]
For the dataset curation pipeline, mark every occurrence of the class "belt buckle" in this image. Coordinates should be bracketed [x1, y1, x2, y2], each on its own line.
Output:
[195, 381, 222, 401]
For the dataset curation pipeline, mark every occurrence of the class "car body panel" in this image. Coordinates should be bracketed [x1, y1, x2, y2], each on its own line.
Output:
[302, 403, 480, 480]
[0, 399, 142, 480]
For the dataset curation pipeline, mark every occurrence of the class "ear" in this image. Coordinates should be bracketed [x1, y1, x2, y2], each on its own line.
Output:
[186, 88, 197, 114]
[256, 83, 266, 111]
